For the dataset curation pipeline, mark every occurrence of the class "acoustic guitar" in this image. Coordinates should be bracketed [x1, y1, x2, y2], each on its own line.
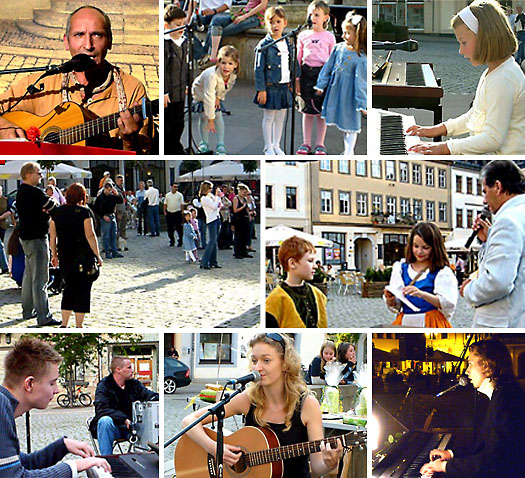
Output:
[2, 98, 158, 146]
[174, 426, 367, 478]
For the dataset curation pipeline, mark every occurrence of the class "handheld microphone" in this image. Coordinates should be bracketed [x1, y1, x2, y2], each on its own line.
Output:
[372, 40, 419, 52]
[227, 370, 261, 386]
[42, 54, 96, 77]
[465, 206, 491, 249]
[435, 376, 469, 398]
[306, 16, 313, 28]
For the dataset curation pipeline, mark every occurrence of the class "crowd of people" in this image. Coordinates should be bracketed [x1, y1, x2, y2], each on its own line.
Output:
[164, 0, 366, 155]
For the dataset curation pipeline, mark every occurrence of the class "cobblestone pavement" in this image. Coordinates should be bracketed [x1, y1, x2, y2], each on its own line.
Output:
[381, 35, 483, 95]
[0, 227, 261, 328]
[164, 382, 243, 478]
[0, 20, 159, 99]
[16, 404, 96, 477]
[326, 287, 473, 328]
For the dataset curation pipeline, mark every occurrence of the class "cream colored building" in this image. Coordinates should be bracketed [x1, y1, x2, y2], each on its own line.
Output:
[311, 159, 452, 271]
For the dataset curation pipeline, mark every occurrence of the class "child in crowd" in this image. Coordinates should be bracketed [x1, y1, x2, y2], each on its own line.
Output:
[315, 11, 367, 155]
[384, 222, 458, 328]
[296, 0, 336, 155]
[182, 211, 198, 263]
[307, 340, 336, 384]
[407, 0, 525, 154]
[192, 45, 240, 154]
[188, 207, 201, 259]
[266, 235, 327, 328]
[254, 7, 294, 155]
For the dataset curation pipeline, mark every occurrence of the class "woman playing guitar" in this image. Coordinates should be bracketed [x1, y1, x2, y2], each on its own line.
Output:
[181, 333, 343, 477]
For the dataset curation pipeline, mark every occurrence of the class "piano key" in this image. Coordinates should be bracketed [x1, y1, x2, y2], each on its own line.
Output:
[371, 109, 422, 155]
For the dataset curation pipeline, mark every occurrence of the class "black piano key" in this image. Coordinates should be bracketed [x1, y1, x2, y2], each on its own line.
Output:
[406, 63, 425, 86]
[380, 115, 407, 155]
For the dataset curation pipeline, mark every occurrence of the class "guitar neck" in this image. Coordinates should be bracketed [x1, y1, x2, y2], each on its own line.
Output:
[61, 99, 156, 144]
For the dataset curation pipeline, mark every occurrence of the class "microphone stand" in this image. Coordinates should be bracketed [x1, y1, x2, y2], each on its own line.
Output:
[258, 22, 309, 154]
[164, 384, 245, 478]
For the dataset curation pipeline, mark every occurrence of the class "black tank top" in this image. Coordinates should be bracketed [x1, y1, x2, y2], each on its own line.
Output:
[245, 398, 311, 478]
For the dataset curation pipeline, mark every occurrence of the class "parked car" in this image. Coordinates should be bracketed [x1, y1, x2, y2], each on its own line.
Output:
[164, 357, 191, 394]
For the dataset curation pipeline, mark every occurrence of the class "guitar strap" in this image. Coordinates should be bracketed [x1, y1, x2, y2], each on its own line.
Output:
[62, 66, 128, 112]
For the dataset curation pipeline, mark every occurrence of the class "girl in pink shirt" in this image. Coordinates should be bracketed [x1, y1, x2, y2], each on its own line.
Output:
[296, 0, 336, 155]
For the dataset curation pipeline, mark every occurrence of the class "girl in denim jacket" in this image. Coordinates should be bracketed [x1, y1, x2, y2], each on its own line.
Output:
[254, 7, 294, 155]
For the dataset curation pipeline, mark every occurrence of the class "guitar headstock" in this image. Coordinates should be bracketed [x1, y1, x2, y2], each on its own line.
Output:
[340, 430, 367, 450]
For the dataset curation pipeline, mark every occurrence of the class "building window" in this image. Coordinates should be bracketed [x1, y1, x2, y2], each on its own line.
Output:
[476, 179, 482, 196]
[284, 161, 296, 165]
[413, 199, 423, 220]
[322, 232, 345, 266]
[372, 194, 383, 214]
[386, 196, 396, 216]
[438, 169, 447, 188]
[426, 201, 435, 221]
[456, 175, 463, 193]
[338, 160, 350, 174]
[356, 192, 368, 216]
[466, 177, 473, 195]
[439, 202, 447, 222]
[400, 162, 409, 183]
[386, 160, 396, 181]
[400, 197, 410, 217]
[285, 186, 297, 210]
[356, 160, 367, 176]
[371, 160, 381, 178]
[412, 163, 422, 185]
[426, 167, 435, 187]
[321, 190, 333, 213]
[339, 191, 350, 215]
[456, 208, 464, 228]
[266, 185, 273, 209]
[466, 209, 474, 228]
[320, 160, 331, 172]
[198, 333, 232, 364]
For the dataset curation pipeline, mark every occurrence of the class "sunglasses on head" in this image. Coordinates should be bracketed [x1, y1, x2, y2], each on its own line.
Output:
[266, 333, 286, 351]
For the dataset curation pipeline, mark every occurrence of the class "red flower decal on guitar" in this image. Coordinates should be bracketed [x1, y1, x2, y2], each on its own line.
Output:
[26, 126, 41, 143]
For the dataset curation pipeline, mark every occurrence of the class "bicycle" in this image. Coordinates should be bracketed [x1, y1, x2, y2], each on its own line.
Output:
[57, 383, 93, 408]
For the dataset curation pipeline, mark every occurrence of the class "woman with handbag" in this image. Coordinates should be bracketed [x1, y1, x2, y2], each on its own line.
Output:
[50, 183, 103, 328]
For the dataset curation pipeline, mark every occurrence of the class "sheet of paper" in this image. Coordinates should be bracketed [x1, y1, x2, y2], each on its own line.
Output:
[385, 285, 421, 312]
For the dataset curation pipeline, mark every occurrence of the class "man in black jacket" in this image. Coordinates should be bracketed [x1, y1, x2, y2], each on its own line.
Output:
[420, 338, 525, 477]
[90, 356, 158, 455]
[94, 182, 124, 260]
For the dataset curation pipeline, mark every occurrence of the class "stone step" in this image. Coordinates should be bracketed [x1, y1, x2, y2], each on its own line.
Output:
[16, 20, 159, 46]
[50, 0, 159, 15]
[33, 9, 158, 31]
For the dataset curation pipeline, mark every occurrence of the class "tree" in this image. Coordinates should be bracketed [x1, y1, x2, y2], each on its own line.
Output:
[180, 160, 202, 196]
[240, 160, 259, 174]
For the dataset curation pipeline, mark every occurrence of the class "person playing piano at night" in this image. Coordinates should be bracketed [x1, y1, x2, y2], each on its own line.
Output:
[406, 0, 525, 155]
[0, 337, 111, 477]
[180, 333, 343, 478]
[384, 222, 458, 328]
[420, 337, 525, 477]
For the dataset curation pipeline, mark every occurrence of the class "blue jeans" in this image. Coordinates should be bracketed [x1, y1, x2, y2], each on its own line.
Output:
[97, 416, 129, 456]
[100, 215, 118, 258]
[20, 237, 52, 323]
[221, 15, 260, 37]
[198, 217, 207, 248]
[201, 218, 220, 267]
[517, 31, 525, 64]
[0, 229, 8, 271]
[148, 206, 160, 235]
[199, 12, 234, 51]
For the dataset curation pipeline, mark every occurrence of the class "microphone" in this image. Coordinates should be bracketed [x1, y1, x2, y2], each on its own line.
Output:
[42, 54, 96, 77]
[226, 371, 261, 386]
[307, 16, 313, 28]
[372, 40, 419, 52]
[465, 207, 491, 249]
[435, 376, 469, 398]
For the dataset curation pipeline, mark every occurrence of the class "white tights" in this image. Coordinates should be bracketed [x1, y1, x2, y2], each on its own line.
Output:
[344, 132, 358, 155]
[262, 109, 287, 152]
[185, 251, 196, 262]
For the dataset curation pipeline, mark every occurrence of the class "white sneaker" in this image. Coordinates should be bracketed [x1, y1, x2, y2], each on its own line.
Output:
[264, 147, 275, 155]
[273, 146, 285, 155]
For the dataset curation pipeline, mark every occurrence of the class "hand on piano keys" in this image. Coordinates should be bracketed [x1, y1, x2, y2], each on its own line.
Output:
[419, 448, 451, 475]
[76, 457, 111, 474]
[91, 465, 114, 478]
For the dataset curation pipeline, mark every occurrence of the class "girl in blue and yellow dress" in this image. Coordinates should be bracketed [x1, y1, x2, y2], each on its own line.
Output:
[314, 11, 366, 155]
[384, 222, 459, 328]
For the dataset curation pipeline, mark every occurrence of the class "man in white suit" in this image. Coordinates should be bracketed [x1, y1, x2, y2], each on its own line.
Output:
[460, 160, 525, 327]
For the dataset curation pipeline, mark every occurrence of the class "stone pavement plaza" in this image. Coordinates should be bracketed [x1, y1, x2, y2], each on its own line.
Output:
[0, 228, 261, 328]
[325, 286, 474, 328]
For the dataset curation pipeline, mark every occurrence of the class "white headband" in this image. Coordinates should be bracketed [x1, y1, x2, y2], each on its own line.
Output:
[458, 6, 479, 34]
[351, 14, 363, 26]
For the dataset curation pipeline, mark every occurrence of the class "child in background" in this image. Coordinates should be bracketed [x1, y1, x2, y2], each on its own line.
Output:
[192, 45, 240, 154]
[266, 235, 327, 328]
[188, 207, 201, 260]
[254, 7, 294, 155]
[315, 11, 367, 155]
[182, 211, 198, 263]
[296, 0, 336, 155]
[384, 222, 458, 328]
[307, 340, 336, 384]
[407, 0, 525, 155]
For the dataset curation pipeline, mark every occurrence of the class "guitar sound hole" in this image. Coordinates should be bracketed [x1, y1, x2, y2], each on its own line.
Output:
[43, 132, 60, 143]
[231, 453, 248, 474]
